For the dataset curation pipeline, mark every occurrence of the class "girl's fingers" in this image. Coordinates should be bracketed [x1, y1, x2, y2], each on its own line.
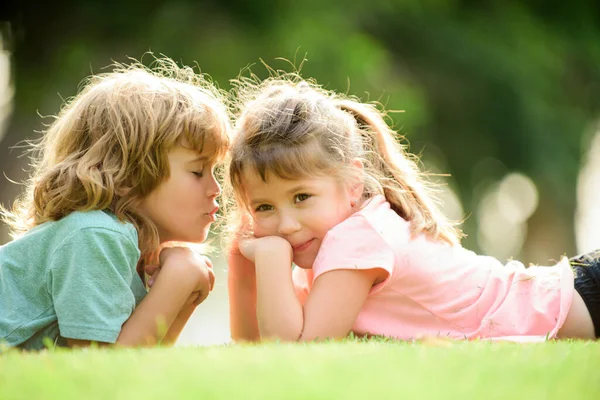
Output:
[145, 264, 159, 275]
[240, 212, 253, 231]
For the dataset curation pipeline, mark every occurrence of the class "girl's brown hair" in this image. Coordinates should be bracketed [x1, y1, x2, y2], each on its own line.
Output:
[224, 75, 461, 245]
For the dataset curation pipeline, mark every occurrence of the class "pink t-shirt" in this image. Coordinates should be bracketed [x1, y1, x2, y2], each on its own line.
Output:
[292, 195, 574, 341]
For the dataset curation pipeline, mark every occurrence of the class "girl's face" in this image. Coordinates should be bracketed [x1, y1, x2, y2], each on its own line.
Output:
[138, 146, 221, 244]
[242, 169, 359, 269]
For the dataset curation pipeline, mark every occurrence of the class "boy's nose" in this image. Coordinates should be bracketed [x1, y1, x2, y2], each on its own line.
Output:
[207, 176, 221, 198]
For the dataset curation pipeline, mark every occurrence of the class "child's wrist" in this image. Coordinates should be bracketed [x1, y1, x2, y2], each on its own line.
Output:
[228, 262, 256, 281]
[158, 261, 202, 293]
[255, 237, 292, 262]
[228, 253, 256, 273]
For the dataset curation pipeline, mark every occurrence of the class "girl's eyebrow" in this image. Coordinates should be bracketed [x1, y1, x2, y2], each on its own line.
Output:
[249, 185, 313, 206]
[285, 185, 310, 195]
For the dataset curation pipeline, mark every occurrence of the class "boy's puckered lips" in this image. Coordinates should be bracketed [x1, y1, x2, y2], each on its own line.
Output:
[205, 205, 219, 221]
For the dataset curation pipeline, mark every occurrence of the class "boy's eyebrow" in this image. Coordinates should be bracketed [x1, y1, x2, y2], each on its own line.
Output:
[187, 156, 208, 164]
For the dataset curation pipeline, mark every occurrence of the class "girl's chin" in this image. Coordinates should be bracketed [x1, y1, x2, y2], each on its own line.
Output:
[293, 258, 315, 270]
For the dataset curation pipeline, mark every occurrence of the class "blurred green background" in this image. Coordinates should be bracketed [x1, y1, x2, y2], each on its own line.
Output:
[1, 0, 600, 345]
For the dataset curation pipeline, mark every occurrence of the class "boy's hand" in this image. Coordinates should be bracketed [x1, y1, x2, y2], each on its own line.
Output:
[187, 256, 215, 306]
[147, 247, 216, 306]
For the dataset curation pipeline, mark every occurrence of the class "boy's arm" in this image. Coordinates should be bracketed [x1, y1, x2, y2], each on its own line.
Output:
[116, 248, 212, 346]
[67, 277, 196, 348]
[228, 245, 260, 342]
[67, 248, 212, 348]
[143, 259, 216, 346]
[160, 304, 197, 345]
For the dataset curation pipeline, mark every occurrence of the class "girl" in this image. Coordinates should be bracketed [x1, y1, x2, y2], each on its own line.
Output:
[225, 76, 598, 343]
[0, 58, 230, 349]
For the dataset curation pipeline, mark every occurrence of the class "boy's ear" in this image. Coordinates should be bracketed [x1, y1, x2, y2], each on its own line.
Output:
[115, 186, 132, 197]
[351, 159, 364, 171]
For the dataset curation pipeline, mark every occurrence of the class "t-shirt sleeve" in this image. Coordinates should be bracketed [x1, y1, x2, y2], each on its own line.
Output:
[292, 267, 313, 306]
[48, 227, 142, 343]
[312, 215, 395, 293]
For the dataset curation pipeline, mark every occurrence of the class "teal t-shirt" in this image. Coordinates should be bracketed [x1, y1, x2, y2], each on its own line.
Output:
[0, 210, 147, 350]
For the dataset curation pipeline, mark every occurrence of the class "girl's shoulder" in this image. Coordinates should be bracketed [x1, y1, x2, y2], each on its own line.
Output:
[332, 195, 410, 238]
[324, 195, 411, 252]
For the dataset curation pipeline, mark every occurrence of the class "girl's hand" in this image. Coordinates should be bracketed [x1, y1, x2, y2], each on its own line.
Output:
[238, 235, 259, 262]
[239, 235, 293, 264]
[145, 264, 160, 288]
[228, 236, 255, 274]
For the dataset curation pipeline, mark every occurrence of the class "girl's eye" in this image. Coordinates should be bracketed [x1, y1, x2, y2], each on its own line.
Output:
[294, 193, 311, 203]
[255, 204, 273, 212]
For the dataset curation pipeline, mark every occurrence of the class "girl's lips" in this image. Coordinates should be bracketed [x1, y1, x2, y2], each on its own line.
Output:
[293, 238, 314, 252]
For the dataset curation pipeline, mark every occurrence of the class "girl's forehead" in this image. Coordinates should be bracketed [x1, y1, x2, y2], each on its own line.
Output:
[241, 167, 338, 192]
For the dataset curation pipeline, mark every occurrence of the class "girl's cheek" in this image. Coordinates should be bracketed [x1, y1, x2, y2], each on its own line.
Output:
[253, 222, 270, 238]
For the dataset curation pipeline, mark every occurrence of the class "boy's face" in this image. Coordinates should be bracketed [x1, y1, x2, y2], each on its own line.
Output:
[138, 146, 220, 244]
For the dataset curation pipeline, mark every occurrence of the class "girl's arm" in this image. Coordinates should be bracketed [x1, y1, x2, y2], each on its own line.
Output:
[251, 236, 385, 341]
[228, 242, 260, 342]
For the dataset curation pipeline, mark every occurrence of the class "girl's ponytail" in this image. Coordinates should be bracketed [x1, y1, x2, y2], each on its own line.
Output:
[336, 99, 462, 245]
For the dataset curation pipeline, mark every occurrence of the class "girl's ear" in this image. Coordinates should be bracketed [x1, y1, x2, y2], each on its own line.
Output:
[349, 159, 364, 202]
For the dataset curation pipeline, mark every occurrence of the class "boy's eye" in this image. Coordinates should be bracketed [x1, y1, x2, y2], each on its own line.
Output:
[294, 193, 311, 203]
[255, 204, 273, 212]
[192, 165, 206, 178]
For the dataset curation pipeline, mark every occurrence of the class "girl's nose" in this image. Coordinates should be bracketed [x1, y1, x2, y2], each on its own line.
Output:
[277, 213, 301, 236]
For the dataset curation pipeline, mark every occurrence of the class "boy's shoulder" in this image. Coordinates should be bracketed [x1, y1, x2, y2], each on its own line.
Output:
[18, 210, 139, 250]
[55, 210, 138, 242]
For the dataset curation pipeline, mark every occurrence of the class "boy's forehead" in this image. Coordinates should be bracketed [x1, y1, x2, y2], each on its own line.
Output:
[175, 141, 224, 161]
[179, 133, 229, 161]
[168, 145, 211, 163]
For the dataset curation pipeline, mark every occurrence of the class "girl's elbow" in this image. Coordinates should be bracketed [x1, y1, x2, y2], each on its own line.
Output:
[298, 328, 350, 342]
[260, 326, 302, 342]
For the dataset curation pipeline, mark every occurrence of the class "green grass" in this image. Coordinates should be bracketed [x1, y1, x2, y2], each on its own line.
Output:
[1, 341, 599, 399]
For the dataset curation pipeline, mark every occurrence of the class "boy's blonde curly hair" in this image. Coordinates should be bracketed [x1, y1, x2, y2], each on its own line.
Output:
[2, 57, 231, 258]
